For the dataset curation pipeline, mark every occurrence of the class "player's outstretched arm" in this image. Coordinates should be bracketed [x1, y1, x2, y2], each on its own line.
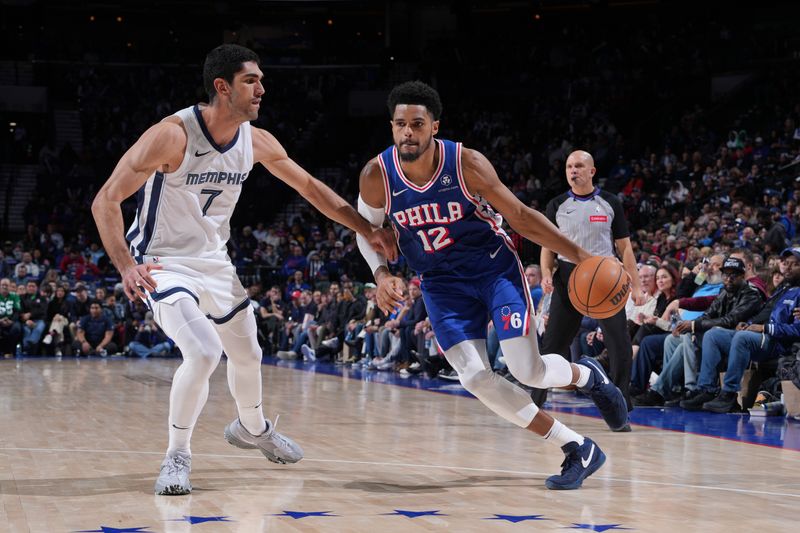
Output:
[253, 127, 396, 262]
[92, 121, 184, 300]
[461, 148, 591, 265]
[357, 158, 404, 314]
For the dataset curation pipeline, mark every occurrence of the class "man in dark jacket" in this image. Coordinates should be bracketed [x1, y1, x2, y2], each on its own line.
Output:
[636, 257, 763, 406]
[684, 248, 800, 412]
[20, 280, 48, 354]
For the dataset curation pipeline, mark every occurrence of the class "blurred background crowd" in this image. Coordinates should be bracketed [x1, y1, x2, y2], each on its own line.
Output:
[3, 0, 800, 414]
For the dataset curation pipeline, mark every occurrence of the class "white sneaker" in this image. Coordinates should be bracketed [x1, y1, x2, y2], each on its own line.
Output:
[276, 350, 298, 360]
[154, 452, 192, 495]
[321, 338, 339, 349]
[300, 345, 316, 361]
[409, 362, 421, 370]
[42, 334, 52, 345]
[224, 418, 304, 464]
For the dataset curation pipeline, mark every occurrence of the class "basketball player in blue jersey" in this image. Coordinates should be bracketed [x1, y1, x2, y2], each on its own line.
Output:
[92, 44, 396, 495]
[357, 81, 628, 490]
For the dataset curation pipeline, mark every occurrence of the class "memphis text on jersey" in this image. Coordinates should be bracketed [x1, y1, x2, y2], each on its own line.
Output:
[185, 171, 248, 186]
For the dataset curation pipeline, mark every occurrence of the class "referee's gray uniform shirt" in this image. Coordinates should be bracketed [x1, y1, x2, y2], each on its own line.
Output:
[546, 187, 629, 261]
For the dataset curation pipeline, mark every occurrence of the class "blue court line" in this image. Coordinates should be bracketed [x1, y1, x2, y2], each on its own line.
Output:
[261, 356, 800, 452]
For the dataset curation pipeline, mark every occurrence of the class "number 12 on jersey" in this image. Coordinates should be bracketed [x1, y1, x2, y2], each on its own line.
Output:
[416, 227, 453, 253]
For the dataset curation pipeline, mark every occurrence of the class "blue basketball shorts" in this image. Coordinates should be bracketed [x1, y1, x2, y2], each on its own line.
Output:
[420, 249, 532, 352]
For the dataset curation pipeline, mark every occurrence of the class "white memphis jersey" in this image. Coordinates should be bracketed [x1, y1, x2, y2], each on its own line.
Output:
[126, 104, 253, 261]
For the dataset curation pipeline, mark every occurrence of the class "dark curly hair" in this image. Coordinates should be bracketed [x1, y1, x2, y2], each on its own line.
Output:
[387, 81, 442, 120]
[203, 44, 260, 102]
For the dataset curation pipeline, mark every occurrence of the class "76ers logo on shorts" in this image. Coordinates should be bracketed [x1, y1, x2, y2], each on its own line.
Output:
[500, 306, 523, 331]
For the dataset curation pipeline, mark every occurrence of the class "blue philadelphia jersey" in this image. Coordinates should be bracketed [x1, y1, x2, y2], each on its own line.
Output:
[380, 139, 509, 277]
[377, 138, 533, 350]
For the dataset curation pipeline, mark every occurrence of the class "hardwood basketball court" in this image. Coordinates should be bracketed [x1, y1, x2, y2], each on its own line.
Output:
[1, 357, 798, 532]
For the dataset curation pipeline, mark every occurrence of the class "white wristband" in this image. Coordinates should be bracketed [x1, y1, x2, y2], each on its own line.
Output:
[357, 195, 388, 276]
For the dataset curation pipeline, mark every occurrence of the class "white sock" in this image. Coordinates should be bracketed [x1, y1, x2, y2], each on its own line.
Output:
[574, 364, 591, 388]
[239, 404, 267, 435]
[544, 419, 585, 448]
[167, 423, 193, 456]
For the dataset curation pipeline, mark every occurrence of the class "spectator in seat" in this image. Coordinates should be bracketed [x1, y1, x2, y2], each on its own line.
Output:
[684, 248, 800, 413]
[73, 301, 117, 356]
[43, 283, 74, 355]
[258, 285, 284, 354]
[636, 257, 763, 406]
[14, 252, 43, 280]
[20, 280, 48, 354]
[128, 312, 173, 358]
[0, 278, 22, 356]
[281, 244, 307, 278]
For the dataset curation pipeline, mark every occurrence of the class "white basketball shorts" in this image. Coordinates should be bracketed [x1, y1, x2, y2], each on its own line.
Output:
[140, 255, 250, 325]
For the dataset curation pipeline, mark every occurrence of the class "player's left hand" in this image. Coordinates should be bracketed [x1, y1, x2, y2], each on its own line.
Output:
[375, 273, 405, 315]
[367, 226, 398, 262]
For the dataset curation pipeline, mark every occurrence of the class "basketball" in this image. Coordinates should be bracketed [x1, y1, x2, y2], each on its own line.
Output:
[568, 256, 631, 319]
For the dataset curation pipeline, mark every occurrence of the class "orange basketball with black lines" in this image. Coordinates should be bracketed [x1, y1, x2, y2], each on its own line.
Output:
[568, 256, 630, 319]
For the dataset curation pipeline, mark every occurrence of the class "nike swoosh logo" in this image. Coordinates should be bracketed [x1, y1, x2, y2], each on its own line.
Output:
[489, 244, 503, 259]
[392, 188, 409, 197]
[581, 443, 595, 468]
[584, 358, 610, 384]
[195, 150, 211, 157]
[566, 209, 576, 214]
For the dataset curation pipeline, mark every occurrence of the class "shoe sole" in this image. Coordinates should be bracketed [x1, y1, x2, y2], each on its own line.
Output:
[545, 450, 607, 490]
[155, 483, 191, 496]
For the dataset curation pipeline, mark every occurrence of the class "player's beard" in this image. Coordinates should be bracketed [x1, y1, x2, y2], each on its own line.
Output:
[397, 135, 433, 162]
[707, 272, 723, 284]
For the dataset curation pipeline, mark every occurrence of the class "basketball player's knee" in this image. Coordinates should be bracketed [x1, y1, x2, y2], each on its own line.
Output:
[459, 367, 498, 395]
[180, 335, 223, 371]
[218, 314, 262, 366]
[506, 356, 546, 387]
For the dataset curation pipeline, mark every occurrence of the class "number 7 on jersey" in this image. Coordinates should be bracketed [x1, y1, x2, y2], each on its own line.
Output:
[200, 188, 223, 216]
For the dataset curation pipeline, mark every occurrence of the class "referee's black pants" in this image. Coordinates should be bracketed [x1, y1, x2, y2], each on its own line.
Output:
[530, 260, 634, 411]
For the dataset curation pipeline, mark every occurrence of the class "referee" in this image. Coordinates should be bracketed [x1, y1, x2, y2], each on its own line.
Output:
[532, 150, 643, 420]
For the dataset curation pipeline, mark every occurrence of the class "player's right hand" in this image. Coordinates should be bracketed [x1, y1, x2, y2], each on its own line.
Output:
[122, 263, 163, 301]
[367, 226, 398, 262]
[376, 274, 405, 315]
[541, 275, 553, 294]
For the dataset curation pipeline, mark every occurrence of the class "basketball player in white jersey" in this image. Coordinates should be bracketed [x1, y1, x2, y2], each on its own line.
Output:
[92, 44, 396, 495]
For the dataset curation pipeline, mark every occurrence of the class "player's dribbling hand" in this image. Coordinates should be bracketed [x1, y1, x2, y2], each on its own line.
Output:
[122, 263, 163, 301]
[375, 273, 405, 315]
[367, 227, 398, 262]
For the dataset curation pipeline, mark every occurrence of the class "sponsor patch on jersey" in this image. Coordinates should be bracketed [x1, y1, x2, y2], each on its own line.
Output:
[589, 215, 608, 222]
[441, 174, 452, 186]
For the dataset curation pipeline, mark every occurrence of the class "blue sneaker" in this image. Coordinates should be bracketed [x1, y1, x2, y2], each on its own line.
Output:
[578, 356, 629, 431]
[545, 438, 606, 490]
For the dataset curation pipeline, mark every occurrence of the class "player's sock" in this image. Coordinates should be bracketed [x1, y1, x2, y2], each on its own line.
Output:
[573, 364, 591, 388]
[167, 422, 193, 456]
[238, 402, 267, 435]
[544, 419, 585, 448]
